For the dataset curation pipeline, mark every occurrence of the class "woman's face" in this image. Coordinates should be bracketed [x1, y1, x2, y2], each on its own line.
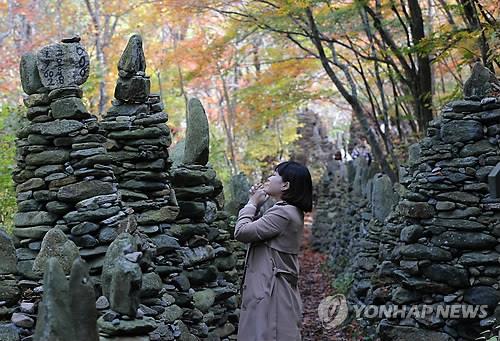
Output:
[263, 170, 289, 196]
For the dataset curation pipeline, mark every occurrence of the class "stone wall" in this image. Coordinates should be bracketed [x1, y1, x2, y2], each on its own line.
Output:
[312, 64, 500, 340]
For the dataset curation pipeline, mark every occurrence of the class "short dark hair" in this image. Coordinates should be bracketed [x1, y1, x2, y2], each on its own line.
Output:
[275, 161, 313, 213]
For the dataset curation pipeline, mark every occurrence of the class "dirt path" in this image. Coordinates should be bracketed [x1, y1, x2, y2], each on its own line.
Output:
[298, 213, 362, 341]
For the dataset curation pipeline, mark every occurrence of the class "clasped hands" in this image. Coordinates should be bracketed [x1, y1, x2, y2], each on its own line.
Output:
[248, 183, 270, 207]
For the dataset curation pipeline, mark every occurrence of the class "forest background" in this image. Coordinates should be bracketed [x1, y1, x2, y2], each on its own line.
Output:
[0, 0, 498, 229]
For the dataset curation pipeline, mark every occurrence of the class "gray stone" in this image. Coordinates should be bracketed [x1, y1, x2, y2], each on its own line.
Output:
[489, 163, 500, 198]
[107, 126, 164, 140]
[399, 244, 452, 261]
[193, 289, 215, 312]
[421, 263, 469, 287]
[161, 304, 183, 323]
[464, 286, 500, 309]
[177, 201, 205, 220]
[426, 218, 485, 231]
[170, 139, 185, 166]
[391, 287, 421, 304]
[26, 149, 71, 166]
[50, 97, 88, 119]
[30, 119, 83, 136]
[118, 34, 146, 77]
[449, 99, 482, 113]
[180, 245, 215, 267]
[14, 211, 58, 227]
[20, 52, 44, 95]
[33, 257, 74, 341]
[108, 257, 142, 316]
[460, 139, 496, 157]
[378, 320, 453, 341]
[440, 120, 483, 143]
[69, 258, 99, 341]
[58, 180, 114, 203]
[101, 233, 138, 298]
[63, 206, 120, 223]
[140, 272, 162, 298]
[371, 174, 396, 221]
[172, 166, 216, 186]
[33, 228, 79, 275]
[97, 316, 157, 336]
[136, 206, 179, 224]
[36, 41, 89, 89]
[71, 222, 99, 236]
[183, 98, 209, 165]
[435, 191, 480, 204]
[398, 200, 434, 219]
[463, 62, 499, 100]
[0, 228, 17, 274]
[0, 323, 20, 341]
[151, 235, 180, 255]
[0, 280, 20, 306]
[13, 226, 51, 239]
[114, 76, 150, 103]
[400, 225, 423, 243]
[432, 231, 497, 250]
[459, 252, 500, 265]
[17, 178, 45, 192]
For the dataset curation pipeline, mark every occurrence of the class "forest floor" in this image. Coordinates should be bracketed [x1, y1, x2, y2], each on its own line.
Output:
[298, 213, 368, 341]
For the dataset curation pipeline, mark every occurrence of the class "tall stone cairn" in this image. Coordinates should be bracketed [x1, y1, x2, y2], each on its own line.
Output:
[101, 34, 179, 234]
[166, 98, 243, 340]
[14, 37, 131, 281]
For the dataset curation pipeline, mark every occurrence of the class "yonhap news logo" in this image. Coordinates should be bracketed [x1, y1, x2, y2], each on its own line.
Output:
[318, 294, 489, 330]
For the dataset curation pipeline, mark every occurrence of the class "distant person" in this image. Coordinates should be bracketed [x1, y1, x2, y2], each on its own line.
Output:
[234, 160, 313, 341]
[334, 150, 342, 161]
[351, 142, 372, 166]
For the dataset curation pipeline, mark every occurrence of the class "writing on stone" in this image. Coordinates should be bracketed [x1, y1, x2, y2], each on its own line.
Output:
[36, 42, 90, 89]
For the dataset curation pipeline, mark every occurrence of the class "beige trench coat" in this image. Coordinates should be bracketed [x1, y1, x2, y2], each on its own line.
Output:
[234, 200, 304, 341]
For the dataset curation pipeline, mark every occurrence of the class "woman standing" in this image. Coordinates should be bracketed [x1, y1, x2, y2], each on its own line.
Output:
[234, 161, 313, 341]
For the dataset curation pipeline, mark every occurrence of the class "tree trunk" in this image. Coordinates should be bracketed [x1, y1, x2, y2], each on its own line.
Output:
[408, 0, 433, 132]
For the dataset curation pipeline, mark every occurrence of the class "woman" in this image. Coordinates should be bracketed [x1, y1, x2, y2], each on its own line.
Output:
[234, 160, 313, 341]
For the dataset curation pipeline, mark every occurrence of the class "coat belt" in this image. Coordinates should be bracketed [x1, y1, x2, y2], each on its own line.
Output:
[270, 259, 298, 296]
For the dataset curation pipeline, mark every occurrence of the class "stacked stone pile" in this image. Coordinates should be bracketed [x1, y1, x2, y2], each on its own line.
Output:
[380, 64, 500, 340]
[100, 34, 178, 230]
[2, 33, 247, 341]
[162, 98, 242, 340]
[0, 228, 22, 340]
[312, 63, 500, 340]
[13, 37, 130, 281]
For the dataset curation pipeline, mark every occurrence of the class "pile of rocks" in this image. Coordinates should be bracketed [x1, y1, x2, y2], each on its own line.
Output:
[382, 64, 500, 339]
[3, 33, 247, 341]
[0, 228, 22, 340]
[162, 98, 242, 340]
[312, 63, 500, 340]
[311, 157, 400, 316]
[100, 34, 178, 231]
[14, 38, 130, 281]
